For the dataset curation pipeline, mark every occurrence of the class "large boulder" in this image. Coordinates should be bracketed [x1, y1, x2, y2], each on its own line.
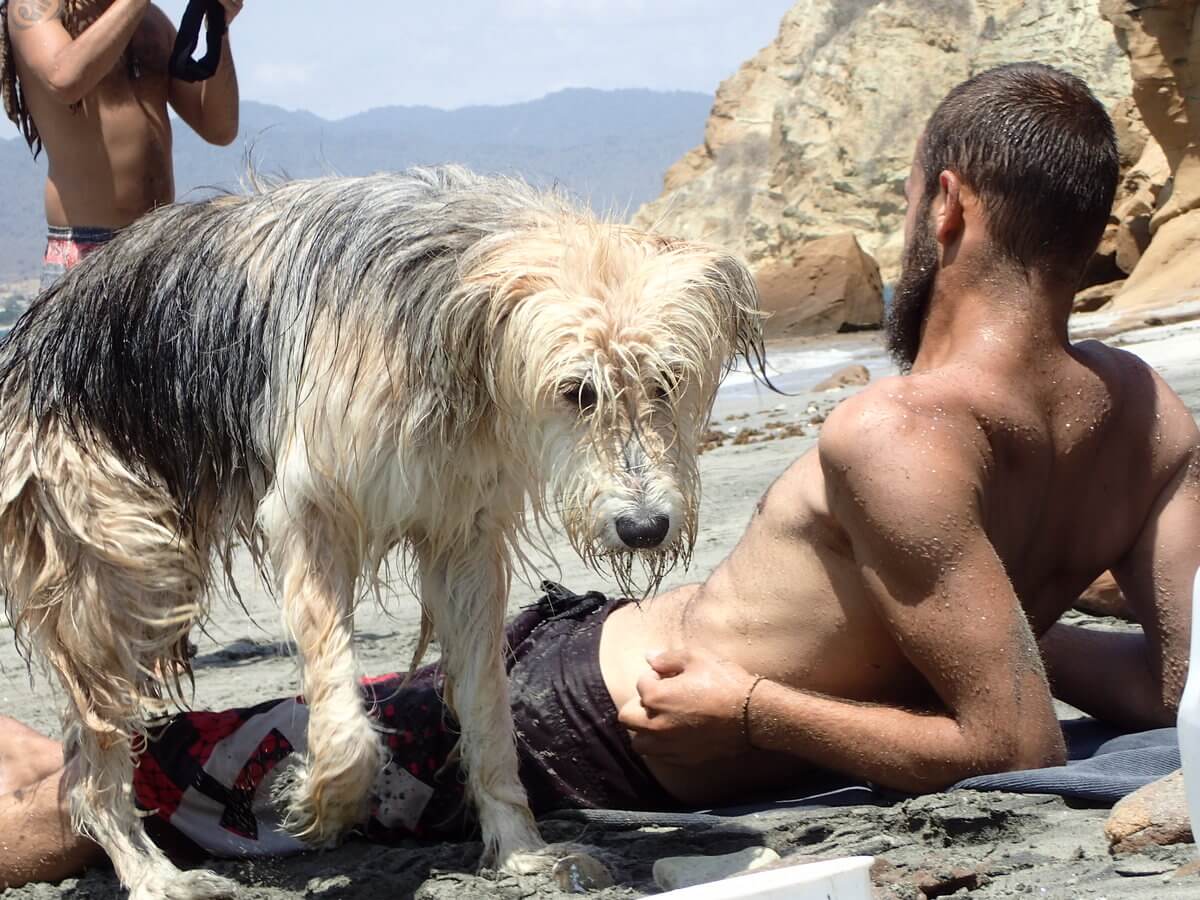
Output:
[1108, 210, 1200, 311]
[1100, 0, 1200, 316]
[1081, 103, 1166, 291]
[755, 234, 883, 338]
[635, 1, 1131, 283]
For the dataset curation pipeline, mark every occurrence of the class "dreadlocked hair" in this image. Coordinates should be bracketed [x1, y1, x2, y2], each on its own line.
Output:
[1, 0, 82, 157]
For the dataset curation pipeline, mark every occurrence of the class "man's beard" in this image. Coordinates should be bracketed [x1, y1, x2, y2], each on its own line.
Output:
[886, 215, 939, 372]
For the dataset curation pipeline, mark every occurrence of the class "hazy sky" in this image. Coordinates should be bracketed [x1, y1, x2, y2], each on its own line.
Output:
[2, 1, 794, 138]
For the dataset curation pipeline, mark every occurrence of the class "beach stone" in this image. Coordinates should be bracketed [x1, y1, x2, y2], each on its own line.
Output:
[1074, 571, 1135, 620]
[306, 874, 352, 894]
[812, 364, 871, 393]
[754, 234, 883, 339]
[652, 846, 781, 891]
[1113, 854, 1178, 876]
[551, 852, 614, 893]
[1074, 280, 1127, 314]
[1172, 858, 1200, 879]
[1106, 769, 1195, 853]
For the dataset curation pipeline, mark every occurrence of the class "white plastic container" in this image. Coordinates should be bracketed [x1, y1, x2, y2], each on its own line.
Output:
[1178, 566, 1200, 855]
[653, 855, 873, 900]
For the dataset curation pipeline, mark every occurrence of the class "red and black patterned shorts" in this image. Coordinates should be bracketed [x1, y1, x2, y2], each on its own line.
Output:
[134, 584, 676, 860]
[41, 226, 116, 291]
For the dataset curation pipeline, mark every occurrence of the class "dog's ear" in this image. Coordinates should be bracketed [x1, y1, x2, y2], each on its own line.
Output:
[701, 252, 768, 380]
[440, 256, 552, 411]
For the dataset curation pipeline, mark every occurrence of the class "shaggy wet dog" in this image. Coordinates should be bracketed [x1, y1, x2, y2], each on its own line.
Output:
[0, 166, 763, 898]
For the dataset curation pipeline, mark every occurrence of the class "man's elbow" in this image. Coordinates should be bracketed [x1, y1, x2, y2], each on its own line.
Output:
[989, 730, 1067, 778]
[44, 69, 87, 106]
[898, 734, 1066, 794]
[202, 120, 238, 147]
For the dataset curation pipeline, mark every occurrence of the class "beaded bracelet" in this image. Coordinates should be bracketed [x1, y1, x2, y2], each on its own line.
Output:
[742, 675, 767, 750]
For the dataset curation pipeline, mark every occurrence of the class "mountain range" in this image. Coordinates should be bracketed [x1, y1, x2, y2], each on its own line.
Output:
[0, 87, 711, 283]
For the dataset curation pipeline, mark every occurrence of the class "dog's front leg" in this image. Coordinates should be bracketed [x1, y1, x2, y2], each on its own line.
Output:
[416, 540, 544, 871]
[265, 498, 382, 845]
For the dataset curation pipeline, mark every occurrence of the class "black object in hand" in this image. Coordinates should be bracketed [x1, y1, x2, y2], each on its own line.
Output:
[169, 0, 227, 83]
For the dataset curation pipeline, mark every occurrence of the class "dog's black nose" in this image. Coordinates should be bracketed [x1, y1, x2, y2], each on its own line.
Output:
[616, 514, 671, 550]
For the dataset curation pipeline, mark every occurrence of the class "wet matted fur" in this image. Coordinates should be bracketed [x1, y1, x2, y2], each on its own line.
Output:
[0, 166, 764, 899]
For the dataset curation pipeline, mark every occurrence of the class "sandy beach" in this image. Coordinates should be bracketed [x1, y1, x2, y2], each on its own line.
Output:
[3, 317, 1199, 899]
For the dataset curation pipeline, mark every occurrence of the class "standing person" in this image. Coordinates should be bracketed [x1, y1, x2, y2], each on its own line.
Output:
[0, 0, 246, 289]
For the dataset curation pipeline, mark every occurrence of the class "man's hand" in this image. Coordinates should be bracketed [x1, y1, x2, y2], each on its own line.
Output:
[157, 1, 240, 146]
[617, 648, 757, 765]
[215, 0, 243, 26]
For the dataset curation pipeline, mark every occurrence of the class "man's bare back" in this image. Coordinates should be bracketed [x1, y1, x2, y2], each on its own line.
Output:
[4, 0, 241, 232]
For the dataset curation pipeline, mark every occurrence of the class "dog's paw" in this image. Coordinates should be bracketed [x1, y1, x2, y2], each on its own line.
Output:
[273, 756, 372, 847]
[478, 799, 544, 871]
[130, 868, 239, 900]
[498, 849, 551, 876]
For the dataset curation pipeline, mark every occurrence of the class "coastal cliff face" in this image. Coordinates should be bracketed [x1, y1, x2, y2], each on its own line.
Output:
[1101, 0, 1200, 313]
[634, 0, 1132, 284]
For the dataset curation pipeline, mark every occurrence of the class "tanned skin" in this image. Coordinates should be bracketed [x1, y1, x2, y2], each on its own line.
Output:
[2, 126, 1199, 890]
[601, 159, 1200, 805]
[6, 0, 243, 229]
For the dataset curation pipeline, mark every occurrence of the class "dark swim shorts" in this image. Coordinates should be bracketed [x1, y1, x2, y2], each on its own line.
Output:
[134, 583, 676, 859]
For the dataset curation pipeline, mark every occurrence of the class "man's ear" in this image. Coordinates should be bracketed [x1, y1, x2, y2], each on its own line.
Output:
[935, 170, 965, 249]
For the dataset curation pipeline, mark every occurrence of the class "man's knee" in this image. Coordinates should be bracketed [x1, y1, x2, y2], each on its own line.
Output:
[0, 717, 65, 795]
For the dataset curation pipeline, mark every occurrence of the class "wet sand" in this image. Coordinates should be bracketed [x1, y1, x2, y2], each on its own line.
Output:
[2, 316, 1199, 898]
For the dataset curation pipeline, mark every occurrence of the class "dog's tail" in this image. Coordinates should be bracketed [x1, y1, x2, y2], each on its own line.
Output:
[0, 409, 114, 732]
[0, 403, 204, 733]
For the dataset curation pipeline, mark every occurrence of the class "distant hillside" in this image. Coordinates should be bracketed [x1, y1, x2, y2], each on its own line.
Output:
[0, 87, 711, 282]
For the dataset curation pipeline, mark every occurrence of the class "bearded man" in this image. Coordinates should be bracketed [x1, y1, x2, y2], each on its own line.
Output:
[1, 0, 245, 288]
[2, 61, 1198, 891]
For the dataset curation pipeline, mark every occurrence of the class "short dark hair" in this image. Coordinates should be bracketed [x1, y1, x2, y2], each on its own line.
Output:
[918, 63, 1118, 280]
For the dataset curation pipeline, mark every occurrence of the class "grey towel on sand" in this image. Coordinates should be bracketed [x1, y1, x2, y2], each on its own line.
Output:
[543, 721, 1179, 827]
[952, 722, 1180, 804]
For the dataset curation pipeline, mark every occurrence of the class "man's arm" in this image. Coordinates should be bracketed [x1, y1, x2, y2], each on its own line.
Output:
[1042, 442, 1200, 729]
[623, 391, 1066, 792]
[157, 1, 240, 147]
[7, 0, 149, 105]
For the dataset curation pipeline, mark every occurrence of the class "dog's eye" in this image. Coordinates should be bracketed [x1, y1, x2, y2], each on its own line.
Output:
[562, 381, 597, 413]
[654, 370, 680, 401]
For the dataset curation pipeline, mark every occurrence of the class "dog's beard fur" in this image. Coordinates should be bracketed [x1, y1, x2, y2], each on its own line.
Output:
[548, 410, 698, 598]
[886, 196, 939, 372]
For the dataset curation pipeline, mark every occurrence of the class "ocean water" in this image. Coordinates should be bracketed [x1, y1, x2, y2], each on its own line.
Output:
[718, 333, 895, 408]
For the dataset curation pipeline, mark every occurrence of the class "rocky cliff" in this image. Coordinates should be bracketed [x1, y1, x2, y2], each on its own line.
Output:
[634, 1, 1132, 282]
[1101, 0, 1200, 314]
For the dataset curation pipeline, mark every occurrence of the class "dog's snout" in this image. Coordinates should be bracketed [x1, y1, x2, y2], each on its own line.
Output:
[615, 514, 670, 550]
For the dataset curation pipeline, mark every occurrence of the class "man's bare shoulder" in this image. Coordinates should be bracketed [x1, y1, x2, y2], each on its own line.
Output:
[143, 3, 175, 34]
[819, 373, 987, 475]
[7, 0, 63, 31]
[1074, 338, 1200, 469]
